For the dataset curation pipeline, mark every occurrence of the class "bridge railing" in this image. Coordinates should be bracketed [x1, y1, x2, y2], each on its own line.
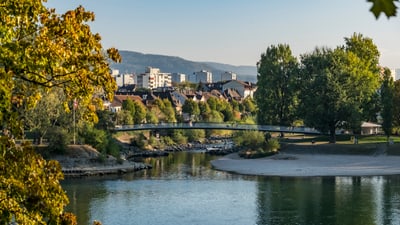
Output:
[113, 123, 321, 134]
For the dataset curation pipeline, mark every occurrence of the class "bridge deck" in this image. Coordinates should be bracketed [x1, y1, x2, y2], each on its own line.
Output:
[113, 123, 321, 135]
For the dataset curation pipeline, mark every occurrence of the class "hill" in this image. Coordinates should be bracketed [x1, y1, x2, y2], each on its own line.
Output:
[111, 50, 257, 83]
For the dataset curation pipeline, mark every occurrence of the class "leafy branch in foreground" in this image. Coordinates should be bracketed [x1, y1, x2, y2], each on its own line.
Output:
[1, 0, 120, 224]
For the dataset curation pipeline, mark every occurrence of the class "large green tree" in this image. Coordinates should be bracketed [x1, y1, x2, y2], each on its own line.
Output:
[380, 68, 395, 139]
[255, 44, 299, 126]
[182, 99, 200, 121]
[299, 34, 381, 143]
[24, 88, 64, 145]
[393, 80, 400, 128]
[0, 1, 120, 224]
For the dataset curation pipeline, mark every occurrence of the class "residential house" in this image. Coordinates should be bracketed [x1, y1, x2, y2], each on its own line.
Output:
[222, 80, 257, 98]
[109, 95, 143, 113]
[361, 122, 382, 135]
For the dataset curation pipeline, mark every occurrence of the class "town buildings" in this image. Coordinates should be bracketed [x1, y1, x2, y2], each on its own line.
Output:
[220, 71, 237, 81]
[190, 70, 213, 83]
[136, 67, 172, 89]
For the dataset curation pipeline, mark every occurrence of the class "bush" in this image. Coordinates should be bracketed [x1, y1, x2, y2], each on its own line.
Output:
[47, 127, 71, 154]
[184, 129, 206, 142]
[79, 124, 108, 153]
[172, 130, 188, 144]
[161, 136, 175, 145]
[267, 138, 280, 152]
[233, 130, 265, 149]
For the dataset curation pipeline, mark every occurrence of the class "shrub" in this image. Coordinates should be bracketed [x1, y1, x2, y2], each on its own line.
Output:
[267, 138, 280, 152]
[184, 129, 206, 142]
[233, 130, 265, 149]
[47, 127, 71, 154]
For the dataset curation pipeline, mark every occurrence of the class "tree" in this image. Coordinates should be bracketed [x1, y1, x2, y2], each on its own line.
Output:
[381, 68, 395, 139]
[0, 139, 74, 224]
[198, 101, 211, 120]
[146, 111, 159, 124]
[116, 110, 133, 125]
[255, 44, 299, 126]
[182, 99, 200, 121]
[299, 47, 345, 143]
[393, 80, 400, 128]
[133, 101, 147, 124]
[299, 34, 381, 143]
[207, 96, 218, 111]
[122, 99, 136, 115]
[0, 1, 120, 224]
[24, 88, 64, 145]
[242, 97, 257, 115]
[341, 33, 381, 133]
[162, 99, 176, 122]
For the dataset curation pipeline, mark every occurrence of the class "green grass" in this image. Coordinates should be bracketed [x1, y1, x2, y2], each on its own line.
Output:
[280, 134, 400, 144]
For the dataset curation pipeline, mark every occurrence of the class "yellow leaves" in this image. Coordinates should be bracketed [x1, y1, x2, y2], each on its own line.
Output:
[0, 138, 69, 224]
[107, 47, 122, 63]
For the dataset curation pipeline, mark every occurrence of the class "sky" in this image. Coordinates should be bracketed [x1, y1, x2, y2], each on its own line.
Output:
[45, 0, 400, 68]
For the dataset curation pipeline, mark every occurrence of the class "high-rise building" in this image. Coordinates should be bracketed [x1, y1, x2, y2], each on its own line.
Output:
[136, 67, 171, 89]
[389, 68, 400, 81]
[191, 70, 212, 83]
[220, 71, 237, 81]
[114, 73, 135, 87]
[171, 73, 186, 83]
[395, 69, 400, 81]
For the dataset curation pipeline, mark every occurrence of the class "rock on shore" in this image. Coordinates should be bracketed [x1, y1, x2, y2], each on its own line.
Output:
[49, 145, 151, 177]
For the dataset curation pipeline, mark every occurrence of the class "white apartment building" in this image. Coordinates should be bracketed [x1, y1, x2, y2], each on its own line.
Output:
[114, 73, 135, 87]
[171, 73, 186, 83]
[395, 69, 400, 81]
[220, 71, 237, 81]
[136, 67, 172, 89]
[111, 69, 119, 76]
[191, 70, 212, 83]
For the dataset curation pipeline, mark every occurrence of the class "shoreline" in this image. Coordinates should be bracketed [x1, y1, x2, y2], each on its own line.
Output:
[210, 152, 400, 177]
[61, 161, 151, 177]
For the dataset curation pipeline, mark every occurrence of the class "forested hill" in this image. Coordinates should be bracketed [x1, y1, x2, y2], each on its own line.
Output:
[111, 50, 257, 83]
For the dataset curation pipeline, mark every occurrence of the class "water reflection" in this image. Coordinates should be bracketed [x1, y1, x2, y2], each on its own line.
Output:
[255, 176, 400, 225]
[62, 152, 400, 225]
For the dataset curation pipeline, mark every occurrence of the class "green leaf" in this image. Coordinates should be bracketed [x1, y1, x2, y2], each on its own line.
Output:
[368, 0, 398, 18]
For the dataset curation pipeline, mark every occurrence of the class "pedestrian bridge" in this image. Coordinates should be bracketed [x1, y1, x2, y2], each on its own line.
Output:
[113, 122, 321, 135]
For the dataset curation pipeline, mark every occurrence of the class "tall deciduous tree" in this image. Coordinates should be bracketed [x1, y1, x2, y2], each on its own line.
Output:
[299, 34, 381, 143]
[24, 88, 64, 145]
[393, 80, 400, 128]
[381, 68, 395, 139]
[182, 99, 200, 121]
[300, 47, 344, 142]
[255, 44, 299, 126]
[122, 98, 136, 115]
[0, 1, 120, 224]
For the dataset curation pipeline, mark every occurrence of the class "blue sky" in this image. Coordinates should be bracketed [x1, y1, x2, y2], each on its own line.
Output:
[46, 0, 400, 68]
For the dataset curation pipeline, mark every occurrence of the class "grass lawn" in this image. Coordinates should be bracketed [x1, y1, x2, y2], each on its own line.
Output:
[278, 134, 400, 156]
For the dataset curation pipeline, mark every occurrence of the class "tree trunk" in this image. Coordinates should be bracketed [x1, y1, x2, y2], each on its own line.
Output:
[329, 126, 336, 143]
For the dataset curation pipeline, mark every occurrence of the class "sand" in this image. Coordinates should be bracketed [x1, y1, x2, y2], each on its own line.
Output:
[210, 153, 400, 177]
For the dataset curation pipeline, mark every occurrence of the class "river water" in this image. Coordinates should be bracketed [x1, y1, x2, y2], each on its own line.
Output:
[62, 152, 400, 225]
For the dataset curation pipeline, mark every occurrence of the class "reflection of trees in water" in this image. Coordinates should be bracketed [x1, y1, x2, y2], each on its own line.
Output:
[62, 179, 108, 225]
[255, 177, 393, 225]
[133, 152, 238, 180]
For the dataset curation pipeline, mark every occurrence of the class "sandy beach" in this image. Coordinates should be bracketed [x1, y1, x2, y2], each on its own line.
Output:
[211, 152, 400, 177]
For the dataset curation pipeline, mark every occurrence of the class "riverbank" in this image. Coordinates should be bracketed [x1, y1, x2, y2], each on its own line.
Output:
[211, 143, 400, 177]
[48, 145, 151, 177]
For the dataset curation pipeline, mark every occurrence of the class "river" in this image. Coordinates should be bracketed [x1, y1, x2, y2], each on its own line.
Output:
[62, 152, 400, 225]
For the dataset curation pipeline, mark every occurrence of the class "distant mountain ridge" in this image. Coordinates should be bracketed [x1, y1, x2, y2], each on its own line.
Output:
[111, 50, 257, 83]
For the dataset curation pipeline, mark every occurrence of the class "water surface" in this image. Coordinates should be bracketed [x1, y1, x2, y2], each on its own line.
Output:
[62, 152, 400, 225]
